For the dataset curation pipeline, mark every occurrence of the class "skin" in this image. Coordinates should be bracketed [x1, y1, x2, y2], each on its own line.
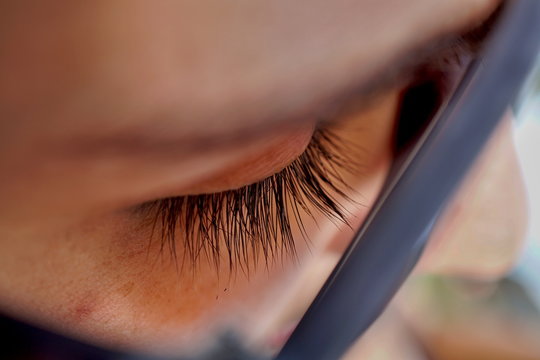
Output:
[0, 0, 526, 356]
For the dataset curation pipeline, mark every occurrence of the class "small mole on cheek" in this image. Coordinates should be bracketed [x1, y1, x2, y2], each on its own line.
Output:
[71, 298, 96, 322]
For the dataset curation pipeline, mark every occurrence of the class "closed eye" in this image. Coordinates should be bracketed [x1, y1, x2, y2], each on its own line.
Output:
[138, 127, 359, 273]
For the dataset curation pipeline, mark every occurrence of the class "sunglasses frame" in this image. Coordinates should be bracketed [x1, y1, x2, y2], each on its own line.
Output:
[276, 1, 540, 359]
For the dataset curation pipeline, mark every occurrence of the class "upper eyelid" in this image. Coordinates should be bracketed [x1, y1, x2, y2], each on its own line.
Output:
[140, 127, 358, 272]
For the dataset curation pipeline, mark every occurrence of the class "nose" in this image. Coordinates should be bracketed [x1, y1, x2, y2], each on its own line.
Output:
[417, 114, 528, 280]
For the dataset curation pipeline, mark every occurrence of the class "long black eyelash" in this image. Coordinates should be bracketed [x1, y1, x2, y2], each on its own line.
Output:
[141, 128, 359, 274]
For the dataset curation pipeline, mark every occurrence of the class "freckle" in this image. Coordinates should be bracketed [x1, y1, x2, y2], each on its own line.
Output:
[216, 296, 219, 300]
[118, 281, 135, 298]
[74, 304, 92, 320]
[101, 260, 112, 267]
[224, 288, 227, 292]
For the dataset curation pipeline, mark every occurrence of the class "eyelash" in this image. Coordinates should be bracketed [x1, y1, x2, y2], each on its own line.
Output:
[140, 128, 358, 273]
[137, 27, 487, 274]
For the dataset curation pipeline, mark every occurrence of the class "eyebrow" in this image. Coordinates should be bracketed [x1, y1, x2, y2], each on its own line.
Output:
[66, 11, 496, 160]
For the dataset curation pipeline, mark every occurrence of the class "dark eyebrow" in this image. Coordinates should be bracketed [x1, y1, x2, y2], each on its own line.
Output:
[65, 9, 497, 160]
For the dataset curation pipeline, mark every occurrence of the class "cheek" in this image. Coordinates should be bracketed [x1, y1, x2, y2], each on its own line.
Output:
[0, 214, 294, 354]
[418, 116, 528, 280]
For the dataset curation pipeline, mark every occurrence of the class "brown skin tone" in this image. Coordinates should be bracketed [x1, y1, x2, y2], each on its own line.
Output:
[0, 0, 525, 356]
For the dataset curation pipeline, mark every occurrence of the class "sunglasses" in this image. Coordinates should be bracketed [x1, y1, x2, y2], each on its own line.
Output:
[2, 1, 539, 360]
[276, 1, 540, 359]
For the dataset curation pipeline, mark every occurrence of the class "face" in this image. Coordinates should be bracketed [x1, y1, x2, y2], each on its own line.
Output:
[0, 0, 527, 356]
